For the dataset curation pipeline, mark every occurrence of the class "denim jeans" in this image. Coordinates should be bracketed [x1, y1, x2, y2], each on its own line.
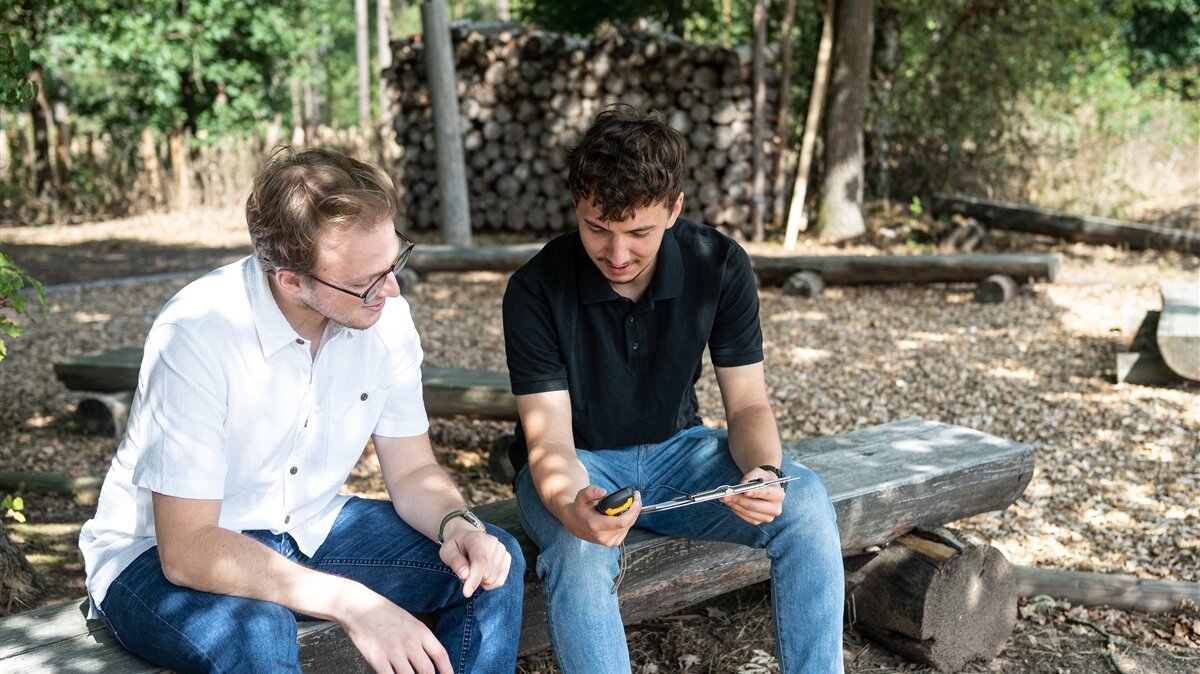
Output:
[97, 497, 525, 674]
[515, 425, 844, 674]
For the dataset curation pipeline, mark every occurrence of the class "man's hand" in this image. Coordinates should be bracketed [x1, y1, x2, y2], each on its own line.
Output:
[720, 467, 785, 526]
[563, 485, 641, 546]
[338, 585, 453, 674]
[438, 527, 514, 598]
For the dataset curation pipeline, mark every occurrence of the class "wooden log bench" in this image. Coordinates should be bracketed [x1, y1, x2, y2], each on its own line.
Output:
[52, 348, 517, 436]
[1116, 282, 1200, 386]
[0, 418, 1035, 672]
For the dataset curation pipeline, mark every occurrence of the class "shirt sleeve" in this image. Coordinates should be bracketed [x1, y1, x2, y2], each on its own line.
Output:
[131, 323, 229, 499]
[708, 244, 765, 367]
[503, 270, 570, 395]
[374, 296, 431, 438]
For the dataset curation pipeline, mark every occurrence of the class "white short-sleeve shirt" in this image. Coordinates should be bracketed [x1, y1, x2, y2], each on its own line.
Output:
[79, 256, 429, 616]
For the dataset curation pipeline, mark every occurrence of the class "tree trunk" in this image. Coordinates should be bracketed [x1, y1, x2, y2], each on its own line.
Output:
[169, 128, 191, 209]
[815, 0, 874, 241]
[422, 0, 472, 245]
[495, 0, 509, 21]
[869, 6, 899, 198]
[53, 101, 70, 185]
[771, 0, 798, 230]
[377, 0, 393, 130]
[0, 526, 43, 617]
[783, 4, 834, 249]
[27, 64, 53, 196]
[140, 127, 164, 207]
[356, 0, 372, 145]
[749, 0, 768, 242]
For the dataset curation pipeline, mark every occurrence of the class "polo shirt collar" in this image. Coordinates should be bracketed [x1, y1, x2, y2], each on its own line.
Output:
[576, 227, 685, 305]
[245, 257, 306, 358]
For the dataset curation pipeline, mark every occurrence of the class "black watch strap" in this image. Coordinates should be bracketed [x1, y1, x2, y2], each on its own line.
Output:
[758, 464, 787, 490]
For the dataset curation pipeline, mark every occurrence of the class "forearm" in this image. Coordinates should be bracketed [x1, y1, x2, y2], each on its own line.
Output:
[726, 402, 784, 474]
[385, 462, 469, 541]
[528, 440, 591, 522]
[159, 523, 370, 622]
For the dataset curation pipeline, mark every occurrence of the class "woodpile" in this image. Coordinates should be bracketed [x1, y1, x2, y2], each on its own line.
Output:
[388, 21, 782, 239]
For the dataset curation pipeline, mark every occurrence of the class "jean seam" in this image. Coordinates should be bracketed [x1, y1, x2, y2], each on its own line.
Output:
[314, 558, 454, 575]
[457, 593, 475, 674]
[106, 577, 222, 673]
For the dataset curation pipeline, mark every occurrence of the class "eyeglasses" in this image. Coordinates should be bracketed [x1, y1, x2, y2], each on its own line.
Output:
[305, 230, 415, 304]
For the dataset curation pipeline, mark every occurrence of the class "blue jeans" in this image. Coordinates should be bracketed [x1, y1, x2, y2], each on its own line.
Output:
[516, 425, 844, 674]
[97, 497, 524, 674]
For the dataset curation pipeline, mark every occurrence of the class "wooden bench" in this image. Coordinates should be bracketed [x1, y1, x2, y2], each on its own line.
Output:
[1116, 281, 1200, 385]
[52, 348, 517, 436]
[0, 418, 1034, 672]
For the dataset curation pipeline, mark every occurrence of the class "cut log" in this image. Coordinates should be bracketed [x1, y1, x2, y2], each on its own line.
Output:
[407, 244, 542, 273]
[753, 253, 1060, 286]
[1157, 282, 1199, 381]
[420, 367, 516, 421]
[76, 392, 133, 437]
[931, 194, 1200, 255]
[782, 271, 825, 298]
[1014, 566, 1200, 614]
[53, 347, 143, 393]
[847, 527, 1016, 672]
[0, 472, 103, 499]
[973, 274, 1019, 304]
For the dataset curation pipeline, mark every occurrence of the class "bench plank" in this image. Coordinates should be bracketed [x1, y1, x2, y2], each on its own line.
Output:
[0, 419, 1033, 669]
[1157, 282, 1200, 381]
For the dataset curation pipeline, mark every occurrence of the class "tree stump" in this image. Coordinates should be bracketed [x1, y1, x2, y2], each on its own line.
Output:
[973, 274, 1020, 304]
[76, 391, 133, 438]
[846, 527, 1016, 672]
[782, 270, 825, 298]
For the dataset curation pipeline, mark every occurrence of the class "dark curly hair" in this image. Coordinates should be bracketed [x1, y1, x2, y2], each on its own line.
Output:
[245, 146, 398, 274]
[568, 105, 686, 222]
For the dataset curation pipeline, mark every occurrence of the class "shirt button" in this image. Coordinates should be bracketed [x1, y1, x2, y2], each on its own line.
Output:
[295, 338, 304, 344]
[360, 392, 369, 401]
[632, 342, 639, 350]
[289, 466, 298, 475]
[628, 317, 634, 323]
[284, 515, 291, 524]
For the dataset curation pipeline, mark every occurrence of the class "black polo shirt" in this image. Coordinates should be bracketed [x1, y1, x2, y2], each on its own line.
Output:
[502, 218, 764, 471]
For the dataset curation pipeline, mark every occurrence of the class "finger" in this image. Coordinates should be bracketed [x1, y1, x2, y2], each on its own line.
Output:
[461, 554, 487, 597]
[425, 634, 454, 674]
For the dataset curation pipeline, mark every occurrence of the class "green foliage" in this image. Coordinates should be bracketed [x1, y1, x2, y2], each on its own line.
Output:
[0, 253, 47, 362]
[2, 494, 26, 524]
[0, 32, 38, 105]
[1114, 0, 1200, 98]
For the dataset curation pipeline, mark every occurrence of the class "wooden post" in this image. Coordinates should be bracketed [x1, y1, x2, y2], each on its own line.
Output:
[421, 0, 472, 245]
[377, 0, 393, 130]
[783, 4, 833, 249]
[772, 0, 798, 230]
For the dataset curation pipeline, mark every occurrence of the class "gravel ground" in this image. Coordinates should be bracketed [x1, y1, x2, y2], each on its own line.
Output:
[2, 206, 1198, 671]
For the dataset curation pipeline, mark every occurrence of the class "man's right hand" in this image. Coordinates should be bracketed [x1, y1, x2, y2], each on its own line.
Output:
[562, 485, 641, 547]
[338, 585, 453, 674]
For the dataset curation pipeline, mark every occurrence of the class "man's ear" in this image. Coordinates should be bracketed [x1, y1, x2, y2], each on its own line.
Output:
[273, 269, 306, 296]
[665, 192, 684, 229]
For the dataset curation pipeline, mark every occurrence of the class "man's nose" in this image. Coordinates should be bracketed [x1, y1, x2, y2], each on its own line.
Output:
[380, 270, 402, 299]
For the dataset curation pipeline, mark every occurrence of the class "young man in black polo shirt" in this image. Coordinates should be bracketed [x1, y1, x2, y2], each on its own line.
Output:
[503, 105, 844, 673]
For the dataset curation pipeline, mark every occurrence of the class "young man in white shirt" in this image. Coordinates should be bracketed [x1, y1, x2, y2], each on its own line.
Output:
[80, 147, 522, 674]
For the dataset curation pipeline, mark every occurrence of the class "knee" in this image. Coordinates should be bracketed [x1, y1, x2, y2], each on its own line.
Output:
[488, 525, 528, 583]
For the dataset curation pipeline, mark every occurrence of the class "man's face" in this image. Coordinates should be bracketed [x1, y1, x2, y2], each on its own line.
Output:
[301, 219, 403, 330]
[576, 194, 682, 295]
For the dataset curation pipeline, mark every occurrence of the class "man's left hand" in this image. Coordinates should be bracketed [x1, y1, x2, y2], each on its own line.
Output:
[438, 526, 513, 598]
[720, 467, 785, 526]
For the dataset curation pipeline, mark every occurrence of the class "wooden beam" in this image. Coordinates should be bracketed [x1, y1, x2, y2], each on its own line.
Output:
[1014, 566, 1200, 614]
[752, 253, 1060, 286]
[930, 194, 1200, 255]
[476, 418, 1035, 655]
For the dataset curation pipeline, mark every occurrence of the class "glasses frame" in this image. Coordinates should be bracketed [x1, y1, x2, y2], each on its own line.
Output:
[305, 230, 415, 304]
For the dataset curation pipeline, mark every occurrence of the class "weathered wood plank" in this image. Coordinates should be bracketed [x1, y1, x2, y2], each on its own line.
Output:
[52, 347, 143, 393]
[930, 194, 1200, 255]
[475, 417, 1035, 654]
[751, 253, 1060, 286]
[0, 419, 1033, 667]
[1158, 282, 1200, 381]
[1014, 566, 1200, 613]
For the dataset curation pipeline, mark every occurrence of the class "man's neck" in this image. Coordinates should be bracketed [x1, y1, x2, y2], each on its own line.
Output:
[267, 273, 328, 351]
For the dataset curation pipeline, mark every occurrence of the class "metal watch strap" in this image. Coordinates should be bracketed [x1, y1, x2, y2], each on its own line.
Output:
[438, 508, 483, 544]
[758, 464, 788, 490]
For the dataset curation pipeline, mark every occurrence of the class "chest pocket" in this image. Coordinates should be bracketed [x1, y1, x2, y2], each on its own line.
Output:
[325, 387, 388, 478]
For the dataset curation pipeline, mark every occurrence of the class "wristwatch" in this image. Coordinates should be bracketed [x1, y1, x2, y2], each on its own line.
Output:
[438, 508, 485, 544]
[758, 464, 788, 491]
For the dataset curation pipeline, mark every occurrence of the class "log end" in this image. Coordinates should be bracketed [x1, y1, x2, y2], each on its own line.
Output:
[782, 271, 825, 298]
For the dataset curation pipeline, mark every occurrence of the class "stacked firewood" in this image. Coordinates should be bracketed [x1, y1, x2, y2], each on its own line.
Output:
[389, 21, 781, 238]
